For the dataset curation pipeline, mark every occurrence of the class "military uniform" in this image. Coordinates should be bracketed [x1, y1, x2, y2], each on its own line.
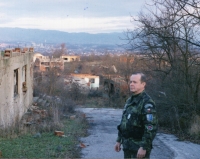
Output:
[116, 91, 158, 158]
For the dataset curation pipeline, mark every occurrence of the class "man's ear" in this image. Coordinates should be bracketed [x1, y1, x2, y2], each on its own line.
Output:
[142, 82, 146, 87]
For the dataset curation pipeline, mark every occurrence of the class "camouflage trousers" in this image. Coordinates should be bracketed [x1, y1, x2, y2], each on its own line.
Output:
[123, 150, 151, 159]
[122, 138, 151, 158]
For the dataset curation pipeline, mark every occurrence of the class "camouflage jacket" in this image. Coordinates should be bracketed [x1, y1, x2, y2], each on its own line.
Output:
[116, 91, 158, 151]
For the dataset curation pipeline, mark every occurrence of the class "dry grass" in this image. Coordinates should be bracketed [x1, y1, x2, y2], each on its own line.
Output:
[189, 115, 200, 136]
[0, 99, 88, 158]
[0, 112, 88, 158]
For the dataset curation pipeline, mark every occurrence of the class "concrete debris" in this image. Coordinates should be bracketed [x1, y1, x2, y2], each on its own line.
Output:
[21, 98, 49, 126]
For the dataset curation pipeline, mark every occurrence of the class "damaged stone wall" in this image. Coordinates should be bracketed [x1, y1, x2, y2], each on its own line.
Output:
[0, 52, 34, 128]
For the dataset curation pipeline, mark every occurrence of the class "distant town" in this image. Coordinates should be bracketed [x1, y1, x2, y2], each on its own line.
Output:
[0, 41, 127, 56]
[0, 27, 127, 56]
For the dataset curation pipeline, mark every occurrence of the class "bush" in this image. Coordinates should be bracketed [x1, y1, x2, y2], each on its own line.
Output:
[189, 115, 200, 139]
[88, 90, 103, 97]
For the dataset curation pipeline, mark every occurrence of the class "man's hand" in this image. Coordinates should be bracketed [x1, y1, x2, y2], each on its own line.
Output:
[114, 142, 121, 152]
[137, 147, 146, 158]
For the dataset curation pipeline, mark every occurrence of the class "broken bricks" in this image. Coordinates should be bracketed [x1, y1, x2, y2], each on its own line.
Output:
[54, 131, 64, 137]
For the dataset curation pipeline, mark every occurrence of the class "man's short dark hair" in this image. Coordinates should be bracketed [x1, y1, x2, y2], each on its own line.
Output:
[132, 72, 146, 83]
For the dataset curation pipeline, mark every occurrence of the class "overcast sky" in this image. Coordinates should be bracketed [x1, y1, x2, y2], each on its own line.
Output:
[0, 0, 151, 33]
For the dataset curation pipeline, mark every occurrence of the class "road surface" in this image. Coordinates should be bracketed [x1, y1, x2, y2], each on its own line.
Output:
[77, 108, 200, 159]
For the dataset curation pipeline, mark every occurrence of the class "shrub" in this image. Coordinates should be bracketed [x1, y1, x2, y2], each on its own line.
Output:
[189, 115, 200, 138]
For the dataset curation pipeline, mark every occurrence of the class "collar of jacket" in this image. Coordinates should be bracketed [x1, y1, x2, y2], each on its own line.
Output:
[127, 91, 146, 106]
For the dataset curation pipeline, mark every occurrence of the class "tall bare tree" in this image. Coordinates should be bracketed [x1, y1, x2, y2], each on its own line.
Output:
[124, 0, 200, 132]
[52, 43, 67, 58]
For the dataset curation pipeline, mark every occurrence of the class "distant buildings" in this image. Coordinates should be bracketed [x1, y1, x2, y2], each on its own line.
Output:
[34, 53, 64, 72]
[33, 54, 81, 72]
[0, 47, 34, 128]
[33, 54, 99, 90]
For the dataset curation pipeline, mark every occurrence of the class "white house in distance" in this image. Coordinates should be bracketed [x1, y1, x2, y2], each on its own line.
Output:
[70, 74, 99, 90]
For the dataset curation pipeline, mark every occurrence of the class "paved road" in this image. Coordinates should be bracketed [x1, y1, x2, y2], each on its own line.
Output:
[78, 108, 173, 159]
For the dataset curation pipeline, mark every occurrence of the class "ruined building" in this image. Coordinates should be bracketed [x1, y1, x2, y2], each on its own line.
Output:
[33, 53, 64, 72]
[0, 48, 34, 128]
[33, 54, 81, 72]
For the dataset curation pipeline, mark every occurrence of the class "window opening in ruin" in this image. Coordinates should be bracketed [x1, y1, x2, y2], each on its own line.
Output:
[22, 65, 27, 93]
[89, 78, 95, 83]
[41, 62, 50, 66]
[14, 69, 19, 96]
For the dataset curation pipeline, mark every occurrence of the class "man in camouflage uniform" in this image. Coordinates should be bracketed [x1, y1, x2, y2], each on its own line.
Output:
[114, 73, 158, 158]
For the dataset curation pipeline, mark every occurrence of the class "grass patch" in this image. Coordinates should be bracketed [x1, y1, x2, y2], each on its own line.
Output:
[0, 116, 88, 158]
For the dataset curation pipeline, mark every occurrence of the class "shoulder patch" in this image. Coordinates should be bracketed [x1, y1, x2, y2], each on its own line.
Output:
[147, 124, 153, 130]
[146, 114, 153, 121]
[144, 104, 153, 109]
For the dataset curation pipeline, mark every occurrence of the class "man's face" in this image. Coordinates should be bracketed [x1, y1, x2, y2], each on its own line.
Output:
[129, 74, 146, 94]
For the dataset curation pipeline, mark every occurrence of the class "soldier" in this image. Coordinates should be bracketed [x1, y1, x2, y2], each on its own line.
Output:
[114, 73, 158, 158]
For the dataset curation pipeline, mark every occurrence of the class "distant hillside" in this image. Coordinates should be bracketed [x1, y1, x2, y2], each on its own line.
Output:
[0, 27, 125, 45]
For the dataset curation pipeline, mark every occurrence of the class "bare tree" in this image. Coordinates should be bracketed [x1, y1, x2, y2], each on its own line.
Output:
[124, 0, 200, 132]
[52, 43, 67, 58]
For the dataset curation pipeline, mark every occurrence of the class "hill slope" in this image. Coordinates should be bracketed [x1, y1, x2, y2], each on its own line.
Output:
[0, 27, 125, 45]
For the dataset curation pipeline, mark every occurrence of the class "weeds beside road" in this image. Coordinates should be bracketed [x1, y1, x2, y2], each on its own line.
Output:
[0, 107, 88, 158]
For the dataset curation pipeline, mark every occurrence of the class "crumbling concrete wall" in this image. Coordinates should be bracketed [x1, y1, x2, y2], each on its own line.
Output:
[0, 52, 34, 128]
